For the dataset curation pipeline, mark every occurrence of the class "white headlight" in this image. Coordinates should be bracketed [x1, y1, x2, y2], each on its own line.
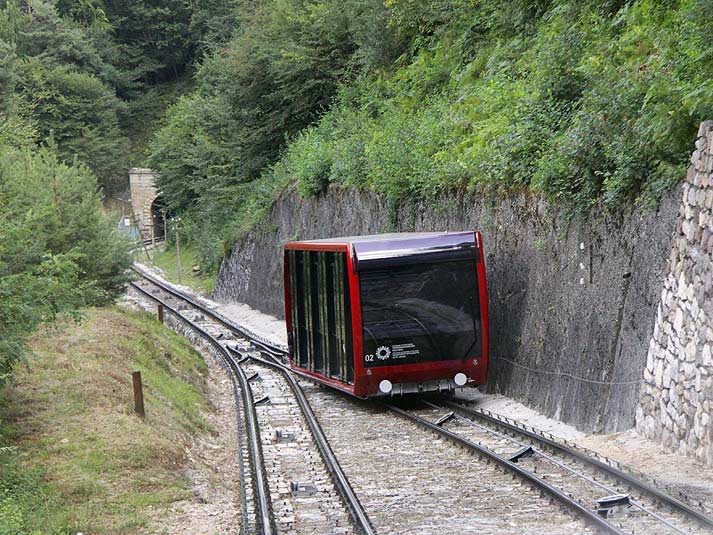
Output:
[454, 373, 467, 387]
[379, 379, 393, 394]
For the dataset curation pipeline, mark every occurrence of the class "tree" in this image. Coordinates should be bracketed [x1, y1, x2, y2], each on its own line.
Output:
[17, 60, 130, 191]
[0, 144, 131, 386]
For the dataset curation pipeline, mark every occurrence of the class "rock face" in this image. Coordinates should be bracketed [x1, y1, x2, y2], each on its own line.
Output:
[637, 121, 713, 465]
[215, 183, 680, 434]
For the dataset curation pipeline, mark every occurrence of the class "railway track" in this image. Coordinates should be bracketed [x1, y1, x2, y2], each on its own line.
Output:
[128, 265, 713, 535]
[128, 268, 374, 535]
[385, 398, 713, 535]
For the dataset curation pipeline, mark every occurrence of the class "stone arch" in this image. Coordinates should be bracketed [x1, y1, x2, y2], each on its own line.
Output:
[150, 195, 167, 240]
[129, 168, 160, 240]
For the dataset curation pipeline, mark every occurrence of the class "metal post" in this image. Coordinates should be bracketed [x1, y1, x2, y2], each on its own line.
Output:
[157, 303, 164, 324]
[175, 219, 182, 285]
[132, 371, 145, 418]
[151, 221, 155, 251]
[162, 210, 167, 245]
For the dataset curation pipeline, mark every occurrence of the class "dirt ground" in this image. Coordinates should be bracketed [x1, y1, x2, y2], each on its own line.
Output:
[120, 296, 242, 535]
[147, 358, 242, 535]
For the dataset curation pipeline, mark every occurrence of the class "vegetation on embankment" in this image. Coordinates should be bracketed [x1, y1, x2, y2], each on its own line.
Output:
[0, 0, 233, 191]
[136, 244, 218, 295]
[0, 0, 236, 389]
[0, 145, 132, 390]
[0, 307, 211, 534]
[149, 0, 713, 271]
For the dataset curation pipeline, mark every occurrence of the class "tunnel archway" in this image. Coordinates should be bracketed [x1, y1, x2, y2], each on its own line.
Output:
[150, 196, 167, 241]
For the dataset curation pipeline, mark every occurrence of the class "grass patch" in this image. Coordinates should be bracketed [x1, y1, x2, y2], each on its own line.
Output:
[135, 245, 217, 295]
[0, 307, 212, 534]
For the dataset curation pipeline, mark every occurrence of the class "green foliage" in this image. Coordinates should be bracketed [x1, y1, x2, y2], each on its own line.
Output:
[17, 61, 129, 190]
[0, 145, 131, 387]
[0, 0, 230, 191]
[99, 0, 195, 83]
[0, 454, 54, 535]
[0, 0, 133, 190]
[146, 0, 713, 270]
[149, 0, 404, 267]
[136, 244, 217, 294]
[268, 0, 706, 211]
[0, 307, 212, 534]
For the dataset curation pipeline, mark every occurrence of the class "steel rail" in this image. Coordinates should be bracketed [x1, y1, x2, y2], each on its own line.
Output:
[131, 264, 706, 533]
[441, 399, 713, 531]
[130, 267, 376, 535]
[423, 401, 690, 535]
[130, 265, 285, 356]
[229, 347, 377, 535]
[383, 403, 629, 535]
[128, 281, 276, 535]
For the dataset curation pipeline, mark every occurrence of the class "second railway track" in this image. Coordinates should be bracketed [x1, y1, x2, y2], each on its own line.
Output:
[384, 398, 713, 535]
[128, 267, 374, 535]
[127, 264, 713, 535]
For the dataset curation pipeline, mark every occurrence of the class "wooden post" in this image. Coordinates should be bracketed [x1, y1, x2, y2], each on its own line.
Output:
[132, 371, 145, 418]
[175, 220, 182, 285]
[157, 303, 164, 324]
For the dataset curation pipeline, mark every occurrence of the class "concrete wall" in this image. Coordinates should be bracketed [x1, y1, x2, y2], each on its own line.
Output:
[637, 121, 713, 465]
[128, 168, 158, 238]
[214, 183, 681, 433]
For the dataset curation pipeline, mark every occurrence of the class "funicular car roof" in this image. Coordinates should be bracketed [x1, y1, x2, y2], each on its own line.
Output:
[286, 232, 476, 263]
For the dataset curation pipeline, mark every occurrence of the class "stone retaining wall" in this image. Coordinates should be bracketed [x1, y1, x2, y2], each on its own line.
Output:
[637, 121, 713, 465]
[129, 167, 159, 237]
[215, 183, 681, 433]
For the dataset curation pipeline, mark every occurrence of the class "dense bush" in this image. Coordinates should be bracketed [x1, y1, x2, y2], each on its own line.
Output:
[149, 0, 404, 267]
[148, 0, 713, 271]
[0, 0, 233, 191]
[17, 60, 130, 188]
[275, 0, 706, 210]
[0, 145, 131, 387]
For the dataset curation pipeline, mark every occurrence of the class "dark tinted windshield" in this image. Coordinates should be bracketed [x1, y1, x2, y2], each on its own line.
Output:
[360, 259, 480, 367]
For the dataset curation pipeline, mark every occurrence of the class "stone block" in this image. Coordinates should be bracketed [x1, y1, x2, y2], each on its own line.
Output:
[646, 347, 655, 370]
[663, 364, 673, 389]
[698, 122, 713, 137]
[689, 186, 700, 205]
[683, 362, 697, 379]
[685, 220, 698, 241]
[663, 320, 672, 335]
[692, 150, 703, 166]
[674, 308, 685, 334]
[684, 203, 694, 220]
[684, 340, 696, 362]
[687, 166, 697, 184]
[654, 358, 664, 388]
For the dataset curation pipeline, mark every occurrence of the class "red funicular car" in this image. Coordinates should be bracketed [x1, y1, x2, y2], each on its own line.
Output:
[283, 232, 489, 397]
